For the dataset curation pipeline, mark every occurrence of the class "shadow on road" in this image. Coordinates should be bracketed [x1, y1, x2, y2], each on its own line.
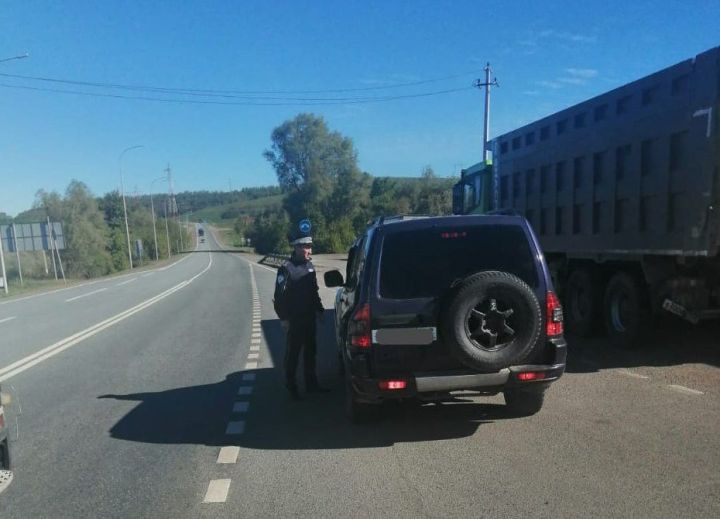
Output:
[566, 319, 720, 373]
[98, 310, 519, 450]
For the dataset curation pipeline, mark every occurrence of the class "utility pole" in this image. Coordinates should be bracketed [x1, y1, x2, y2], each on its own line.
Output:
[474, 63, 499, 163]
[11, 223, 23, 286]
[0, 230, 7, 294]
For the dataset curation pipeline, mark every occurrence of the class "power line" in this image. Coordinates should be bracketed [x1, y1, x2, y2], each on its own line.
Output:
[0, 69, 478, 95]
[0, 82, 472, 106]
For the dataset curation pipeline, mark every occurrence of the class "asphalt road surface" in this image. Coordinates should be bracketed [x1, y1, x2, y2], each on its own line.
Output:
[0, 228, 718, 518]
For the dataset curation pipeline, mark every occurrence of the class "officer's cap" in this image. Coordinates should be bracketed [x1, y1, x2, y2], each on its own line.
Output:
[290, 235, 313, 246]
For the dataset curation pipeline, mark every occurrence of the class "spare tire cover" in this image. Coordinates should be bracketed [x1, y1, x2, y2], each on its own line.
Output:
[441, 271, 542, 371]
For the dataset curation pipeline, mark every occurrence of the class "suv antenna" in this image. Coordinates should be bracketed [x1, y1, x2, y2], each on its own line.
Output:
[474, 63, 499, 163]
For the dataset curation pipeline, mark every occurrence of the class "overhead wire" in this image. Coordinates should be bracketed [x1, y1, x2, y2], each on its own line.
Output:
[0, 69, 478, 96]
[0, 82, 472, 106]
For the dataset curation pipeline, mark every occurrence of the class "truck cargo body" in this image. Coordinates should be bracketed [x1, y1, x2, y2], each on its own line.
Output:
[454, 47, 720, 346]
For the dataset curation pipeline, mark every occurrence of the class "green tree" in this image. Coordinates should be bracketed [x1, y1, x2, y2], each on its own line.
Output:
[36, 181, 113, 278]
[263, 113, 370, 252]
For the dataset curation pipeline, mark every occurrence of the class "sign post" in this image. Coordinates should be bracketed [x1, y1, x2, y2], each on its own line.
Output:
[11, 224, 23, 286]
[0, 233, 7, 294]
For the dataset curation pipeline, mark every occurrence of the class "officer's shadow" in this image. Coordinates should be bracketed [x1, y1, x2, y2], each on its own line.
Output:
[99, 309, 515, 449]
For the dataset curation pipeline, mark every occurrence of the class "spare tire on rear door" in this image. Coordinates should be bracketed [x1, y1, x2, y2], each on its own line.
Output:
[441, 271, 542, 371]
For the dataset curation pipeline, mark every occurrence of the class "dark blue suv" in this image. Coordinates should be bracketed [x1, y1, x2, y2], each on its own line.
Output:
[324, 215, 567, 423]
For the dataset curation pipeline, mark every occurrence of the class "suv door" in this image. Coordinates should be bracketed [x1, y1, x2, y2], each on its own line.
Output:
[335, 236, 366, 351]
[369, 222, 544, 376]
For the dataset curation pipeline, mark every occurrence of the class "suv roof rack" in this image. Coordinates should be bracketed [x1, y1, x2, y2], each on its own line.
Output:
[368, 214, 434, 227]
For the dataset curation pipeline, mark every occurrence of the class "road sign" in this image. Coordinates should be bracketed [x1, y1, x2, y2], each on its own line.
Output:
[299, 219, 312, 234]
[0, 222, 65, 252]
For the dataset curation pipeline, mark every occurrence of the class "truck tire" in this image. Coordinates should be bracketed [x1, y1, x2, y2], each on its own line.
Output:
[442, 271, 542, 371]
[503, 387, 545, 416]
[603, 272, 651, 349]
[565, 268, 601, 337]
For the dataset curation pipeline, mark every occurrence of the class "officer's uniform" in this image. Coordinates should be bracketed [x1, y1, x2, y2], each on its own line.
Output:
[274, 243, 324, 394]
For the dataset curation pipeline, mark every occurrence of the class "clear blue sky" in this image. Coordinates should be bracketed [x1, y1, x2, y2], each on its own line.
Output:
[1, 0, 718, 215]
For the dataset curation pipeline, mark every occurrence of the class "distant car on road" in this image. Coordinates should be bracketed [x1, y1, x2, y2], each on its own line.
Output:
[324, 215, 567, 423]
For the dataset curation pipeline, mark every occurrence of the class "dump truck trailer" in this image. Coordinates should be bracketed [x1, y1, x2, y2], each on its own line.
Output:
[453, 46, 720, 347]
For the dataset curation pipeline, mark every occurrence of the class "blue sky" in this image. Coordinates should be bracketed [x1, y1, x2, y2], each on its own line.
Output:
[1, 0, 718, 215]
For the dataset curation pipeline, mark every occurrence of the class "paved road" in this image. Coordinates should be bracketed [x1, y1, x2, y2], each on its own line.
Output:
[0, 228, 718, 518]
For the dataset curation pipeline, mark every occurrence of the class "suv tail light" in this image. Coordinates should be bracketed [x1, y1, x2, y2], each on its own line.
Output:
[378, 380, 407, 390]
[546, 291, 564, 336]
[349, 303, 371, 348]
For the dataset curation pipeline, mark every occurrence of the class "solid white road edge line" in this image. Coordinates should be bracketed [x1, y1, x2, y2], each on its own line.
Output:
[0, 253, 213, 382]
[116, 278, 138, 287]
[65, 287, 108, 303]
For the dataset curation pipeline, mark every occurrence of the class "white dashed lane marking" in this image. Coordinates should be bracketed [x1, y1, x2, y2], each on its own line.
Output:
[115, 277, 138, 287]
[247, 353, 259, 360]
[245, 361, 258, 369]
[203, 479, 231, 503]
[217, 447, 240, 464]
[667, 384, 704, 396]
[226, 421, 246, 435]
[65, 287, 108, 302]
[616, 369, 650, 380]
[233, 402, 250, 413]
[0, 317, 17, 325]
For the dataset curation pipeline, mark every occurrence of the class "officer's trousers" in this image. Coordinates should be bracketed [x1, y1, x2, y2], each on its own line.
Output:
[284, 318, 318, 387]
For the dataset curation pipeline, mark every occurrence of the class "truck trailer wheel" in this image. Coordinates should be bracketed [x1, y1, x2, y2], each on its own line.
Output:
[603, 272, 651, 349]
[565, 268, 601, 337]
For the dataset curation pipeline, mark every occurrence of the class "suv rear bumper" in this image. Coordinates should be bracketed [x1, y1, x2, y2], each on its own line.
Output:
[350, 338, 567, 403]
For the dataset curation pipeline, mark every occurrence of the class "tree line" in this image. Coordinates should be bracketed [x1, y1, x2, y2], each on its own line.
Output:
[3, 181, 190, 282]
[242, 113, 456, 254]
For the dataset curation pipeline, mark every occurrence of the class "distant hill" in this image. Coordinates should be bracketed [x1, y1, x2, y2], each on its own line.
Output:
[193, 194, 284, 223]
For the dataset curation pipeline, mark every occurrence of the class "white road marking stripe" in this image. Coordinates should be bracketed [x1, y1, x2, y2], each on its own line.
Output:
[116, 278, 138, 286]
[0, 317, 17, 325]
[203, 479, 231, 503]
[667, 384, 704, 396]
[0, 255, 189, 307]
[251, 334, 261, 340]
[0, 254, 213, 382]
[247, 353, 259, 360]
[237, 386, 253, 395]
[65, 287, 108, 302]
[226, 421, 245, 435]
[217, 446, 240, 464]
[245, 361, 258, 369]
[250, 345, 260, 352]
[233, 402, 250, 413]
[242, 373, 256, 381]
[617, 369, 649, 380]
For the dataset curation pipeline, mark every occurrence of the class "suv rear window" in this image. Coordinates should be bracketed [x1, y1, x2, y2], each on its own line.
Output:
[379, 224, 539, 299]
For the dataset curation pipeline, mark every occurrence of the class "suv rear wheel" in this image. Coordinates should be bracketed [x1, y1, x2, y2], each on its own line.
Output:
[442, 271, 543, 371]
[503, 387, 545, 416]
[345, 374, 381, 424]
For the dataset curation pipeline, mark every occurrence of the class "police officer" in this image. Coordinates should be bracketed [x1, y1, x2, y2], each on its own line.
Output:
[274, 229, 328, 400]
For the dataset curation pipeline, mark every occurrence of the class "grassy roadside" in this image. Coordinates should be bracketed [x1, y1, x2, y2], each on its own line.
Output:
[211, 226, 253, 252]
[0, 254, 187, 301]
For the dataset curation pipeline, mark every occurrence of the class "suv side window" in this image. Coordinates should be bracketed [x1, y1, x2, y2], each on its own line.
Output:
[346, 237, 366, 290]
